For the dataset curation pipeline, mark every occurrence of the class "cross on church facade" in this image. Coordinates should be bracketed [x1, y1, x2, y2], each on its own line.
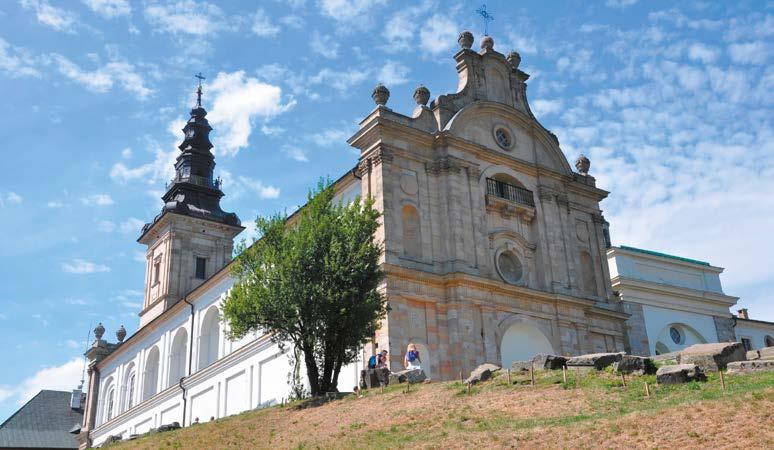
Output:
[475, 4, 494, 36]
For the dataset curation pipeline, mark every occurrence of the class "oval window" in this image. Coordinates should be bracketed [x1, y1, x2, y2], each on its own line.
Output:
[494, 127, 512, 150]
[497, 250, 523, 284]
[669, 326, 682, 344]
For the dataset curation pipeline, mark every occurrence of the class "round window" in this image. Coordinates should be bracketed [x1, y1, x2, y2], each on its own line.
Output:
[497, 250, 523, 284]
[494, 127, 512, 150]
[669, 326, 682, 344]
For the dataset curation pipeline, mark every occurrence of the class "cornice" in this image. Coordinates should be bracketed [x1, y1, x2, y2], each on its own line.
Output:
[607, 246, 724, 273]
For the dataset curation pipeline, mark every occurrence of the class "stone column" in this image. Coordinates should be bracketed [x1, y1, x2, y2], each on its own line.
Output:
[78, 364, 100, 449]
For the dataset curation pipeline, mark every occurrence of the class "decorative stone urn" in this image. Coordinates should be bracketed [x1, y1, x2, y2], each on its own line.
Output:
[116, 325, 127, 343]
[413, 85, 430, 105]
[372, 83, 390, 106]
[481, 35, 494, 51]
[507, 51, 521, 69]
[458, 31, 474, 49]
[576, 154, 591, 175]
[94, 323, 105, 340]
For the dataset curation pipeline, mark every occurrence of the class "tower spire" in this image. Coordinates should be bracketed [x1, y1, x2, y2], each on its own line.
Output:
[195, 72, 205, 108]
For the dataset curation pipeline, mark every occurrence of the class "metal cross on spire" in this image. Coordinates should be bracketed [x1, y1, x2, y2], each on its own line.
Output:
[475, 4, 494, 36]
[195, 72, 206, 108]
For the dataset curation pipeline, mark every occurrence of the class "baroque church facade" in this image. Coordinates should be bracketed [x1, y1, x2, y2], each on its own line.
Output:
[76, 32, 768, 448]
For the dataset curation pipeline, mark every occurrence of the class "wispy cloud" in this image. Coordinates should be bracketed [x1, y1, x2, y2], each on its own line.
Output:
[80, 194, 113, 206]
[20, 0, 78, 32]
[81, 0, 131, 19]
[62, 259, 111, 274]
[251, 8, 280, 37]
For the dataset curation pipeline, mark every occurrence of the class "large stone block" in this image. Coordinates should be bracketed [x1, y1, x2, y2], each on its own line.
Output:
[656, 364, 707, 384]
[652, 351, 680, 364]
[760, 346, 774, 360]
[388, 369, 426, 384]
[566, 352, 625, 370]
[678, 342, 746, 371]
[532, 353, 568, 370]
[360, 368, 390, 389]
[727, 360, 774, 374]
[466, 363, 501, 385]
[746, 350, 761, 361]
[612, 355, 656, 375]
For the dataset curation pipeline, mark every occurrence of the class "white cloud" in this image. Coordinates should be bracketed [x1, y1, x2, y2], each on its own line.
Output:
[308, 68, 369, 94]
[531, 99, 563, 117]
[53, 55, 153, 99]
[81, 0, 130, 18]
[120, 217, 145, 234]
[280, 14, 304, 29]
[0, 38, 41, 78]
[65, 339, 80, 349]
[19, 0, 78, 32]
[687, 43, 719, 64]
[317, 0, 387, 26]
[144, 0, 229, 36]
[281, 145, 309, 162]
[12, 358, 83, 405]
[251, 8, 280, 37]
[208, 71, 294, 156]
[96, 220, 116, 233]
[382, 2, 433, 52]
[377, 60, 410, 85]
[121, 147, 132, 159]
[419, 14, 458, 55]
[728, 42, 769, 65]
[46, 200, 64, 208]
[80, 194, 114, 206]
[237, 176, 280, 199]
[62, 259, 111, 274]
[605, 0, 637, 8]
[306, 128, 349, 148]
[3, 192, 23, 205]
[506, 32, 539, 55]
[310, 32, 339, 59]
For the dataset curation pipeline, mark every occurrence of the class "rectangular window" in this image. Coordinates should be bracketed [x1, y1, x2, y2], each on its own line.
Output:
[741, 338, 752, 351]
[152, 258, 161, 286]
[195, 257, 207, 279]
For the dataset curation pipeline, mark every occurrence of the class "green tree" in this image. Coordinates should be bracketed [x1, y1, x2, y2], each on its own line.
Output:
[223, 180, 386, 396]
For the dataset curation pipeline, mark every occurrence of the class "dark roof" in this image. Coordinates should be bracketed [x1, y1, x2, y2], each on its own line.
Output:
[0, 390, 82, 449]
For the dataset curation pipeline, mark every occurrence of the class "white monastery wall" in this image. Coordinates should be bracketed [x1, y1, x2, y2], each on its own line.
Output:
[735, 321, 774, 350]
[640, 304, 717, 355]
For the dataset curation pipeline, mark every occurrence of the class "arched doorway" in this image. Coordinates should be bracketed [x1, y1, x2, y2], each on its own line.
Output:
[654, 323, 707, 354]
[500, 320, 555, 368]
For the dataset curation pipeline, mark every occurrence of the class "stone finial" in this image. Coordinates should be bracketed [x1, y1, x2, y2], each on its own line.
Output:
[116, 325, 126, 343]
[481, 35, 494, 51]
[458, 31, 474, 49]
[507, 51, 521, 69]
[576, 154, 591, 175]
[94, 323, 105, 340]
[413, 85, 430, 106]
[372, 83, 390, 106]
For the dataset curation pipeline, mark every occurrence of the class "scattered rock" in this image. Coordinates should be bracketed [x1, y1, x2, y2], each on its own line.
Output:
[511, 360, 532, 372]
[532, 354, 568, 370]
[656, 364, 707, 384]
[612, 355, 656, 375]
[678, 342, 746, 371]
[389, 368, 427, 384]
[155, 422, 181, 433]
[746, 350, 761, 361]
[466, 363, 501, 385]
[760, 346, 774, 360]
[566, 352, 625, 370]
[727, 360, 774, 375]
[652, 351, 680, 364]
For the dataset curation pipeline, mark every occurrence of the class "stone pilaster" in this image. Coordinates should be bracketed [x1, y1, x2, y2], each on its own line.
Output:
[713, 316, 736, 342]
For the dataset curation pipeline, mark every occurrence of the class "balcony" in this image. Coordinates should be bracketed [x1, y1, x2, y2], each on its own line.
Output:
[485, 178, 535, 222]
[166, 174, 222, 191]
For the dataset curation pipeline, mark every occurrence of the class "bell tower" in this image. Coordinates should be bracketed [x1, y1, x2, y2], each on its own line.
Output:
[137, 75, 244, 328]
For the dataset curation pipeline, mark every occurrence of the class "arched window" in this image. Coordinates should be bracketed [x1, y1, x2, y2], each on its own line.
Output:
[168, 328, 188, 387]
[579, 251, 597, 296]
[101, 377, 115, 424]
[122, 363, 136, 412]
[401, 205, 422, 260]
[198, 307, 220, 370]
[766, 335, 774, 347]
[143, 346, 160, 401]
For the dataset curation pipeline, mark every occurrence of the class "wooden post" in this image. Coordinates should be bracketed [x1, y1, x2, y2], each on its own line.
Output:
[467, 382, 471, 394]
[620, 373, 627, 388]
[644, 382, 650, 398]
[530, 361, 535, 386]
[380, 384, 384, 394]
[562, 365, 567, 384]
[719, 370, 726, 391]
[507, 369, 511, 385]
[459, 371, 463, 382]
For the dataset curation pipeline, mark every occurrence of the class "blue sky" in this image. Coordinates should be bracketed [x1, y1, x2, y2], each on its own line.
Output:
[0, 0, 771, 420]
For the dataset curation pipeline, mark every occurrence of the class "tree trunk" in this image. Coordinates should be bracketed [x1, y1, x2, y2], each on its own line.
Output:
[301, 342, 321, 396]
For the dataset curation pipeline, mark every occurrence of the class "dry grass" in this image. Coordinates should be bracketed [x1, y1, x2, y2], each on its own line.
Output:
[112, 370, 774, 449]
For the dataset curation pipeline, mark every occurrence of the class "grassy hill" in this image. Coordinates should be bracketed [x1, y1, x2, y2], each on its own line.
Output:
[111, 369, 773, 449]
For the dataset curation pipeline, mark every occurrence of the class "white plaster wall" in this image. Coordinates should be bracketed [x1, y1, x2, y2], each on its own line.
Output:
[641, 304, 718, 355]
[735, 322, 774, 350]
[608, 252, 724, 294]
[500, 322, 555, 368]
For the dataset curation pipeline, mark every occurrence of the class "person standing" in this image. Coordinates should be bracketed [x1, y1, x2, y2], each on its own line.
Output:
[404, 343, 422, 370]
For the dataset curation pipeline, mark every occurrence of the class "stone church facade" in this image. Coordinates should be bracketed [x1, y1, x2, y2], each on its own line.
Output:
[350, 32, 627, 380]
[77, 31, 760, 447]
